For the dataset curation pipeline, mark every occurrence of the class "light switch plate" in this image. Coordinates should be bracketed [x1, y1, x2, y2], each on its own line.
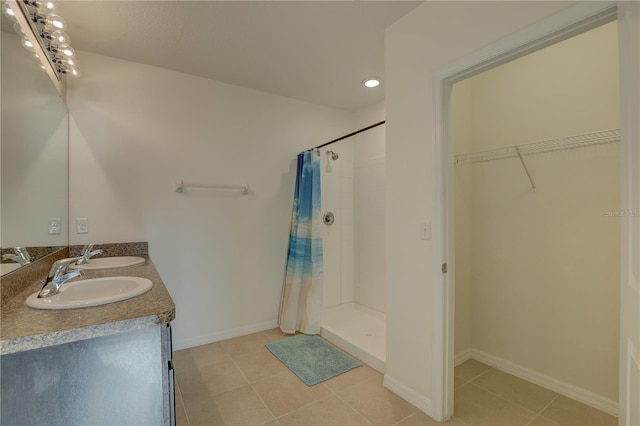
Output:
[421, 221, 431, 241]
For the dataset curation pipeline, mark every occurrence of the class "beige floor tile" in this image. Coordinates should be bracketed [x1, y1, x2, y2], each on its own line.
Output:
[471, 369, 557, 412]
[454, 360, 492, 388]
[173, 348, 198, 373]
[539, 395, 618, 426]
[527, 414, 563, 425]
[252, 369, 332, 417]
[189, 342, 231, 367]
[177, 357, 248, 398]
[454, 383, 537, 426]
[396, 411, 466, 425]
[323, 364, 381, 393]
[335, 375, 417, 425]
[221, 332, 273, 359]
[175, 379, 184, 407]
[234, 347, 289, 383]
[261, 327, 294, 342]
[176, 404, 190, 426]
[183, 393, 225, 426]
[278, 395, 371, 425]
[211, 385, 275, 426]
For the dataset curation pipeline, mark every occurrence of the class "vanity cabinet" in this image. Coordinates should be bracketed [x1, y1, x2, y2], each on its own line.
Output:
[1, 324, 174, 425]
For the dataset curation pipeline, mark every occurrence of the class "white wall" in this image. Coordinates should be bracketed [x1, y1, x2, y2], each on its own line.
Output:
[384, 0, 578, 409]
[453, 21, 620, 402]
[68, 51, 353, 348]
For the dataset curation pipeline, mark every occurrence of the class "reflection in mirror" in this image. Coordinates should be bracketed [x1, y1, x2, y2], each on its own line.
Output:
[1, 14, 69, 275]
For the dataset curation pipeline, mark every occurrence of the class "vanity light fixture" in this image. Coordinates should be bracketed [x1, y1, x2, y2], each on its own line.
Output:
[363, 78, 381, 88]
[1, 0, 78, 77]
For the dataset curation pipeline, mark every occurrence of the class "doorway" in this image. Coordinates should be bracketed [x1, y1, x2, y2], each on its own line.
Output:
[431, 2, 639, 422]
[450, 19, 620, 423]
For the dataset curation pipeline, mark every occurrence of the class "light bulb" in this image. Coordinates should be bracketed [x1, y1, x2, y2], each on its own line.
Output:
[2, 3, 17, 21]
[51, 30, 70, 47]
[40, 1, 57, 11]
[46, 14, 66, 30]
[70, 68, 78, 77]
[21, 38, 36, 52]
[65, 58, 75, 66]
[13, 22, 26, 37]
[61, 46, 75, 58]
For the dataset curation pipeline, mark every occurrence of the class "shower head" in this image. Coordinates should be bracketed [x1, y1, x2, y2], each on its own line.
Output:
[327, 150, 339, 160]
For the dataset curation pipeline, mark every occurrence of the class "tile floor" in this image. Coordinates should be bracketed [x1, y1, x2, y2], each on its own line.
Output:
[173, 329, 618, 426]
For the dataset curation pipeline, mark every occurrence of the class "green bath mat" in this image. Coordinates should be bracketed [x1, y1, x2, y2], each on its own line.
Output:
[265, 334, 362, 386]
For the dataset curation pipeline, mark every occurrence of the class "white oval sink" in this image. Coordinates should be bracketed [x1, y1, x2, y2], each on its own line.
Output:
[26, 276, 153, 310]
[69, 256, 145, 270]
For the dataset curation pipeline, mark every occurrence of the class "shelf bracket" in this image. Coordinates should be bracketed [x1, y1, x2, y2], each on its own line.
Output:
[515, 146, 536, 192]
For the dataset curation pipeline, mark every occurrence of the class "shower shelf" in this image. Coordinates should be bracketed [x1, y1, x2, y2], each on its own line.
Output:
[454, 129, 621, 192]
[454, 129, 621, 164]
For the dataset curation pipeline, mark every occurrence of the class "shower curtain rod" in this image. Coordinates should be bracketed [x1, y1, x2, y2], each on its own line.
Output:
[306, 120, 385, 152]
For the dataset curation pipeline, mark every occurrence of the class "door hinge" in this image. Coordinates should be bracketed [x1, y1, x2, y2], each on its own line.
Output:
[442, 263, 448, 274]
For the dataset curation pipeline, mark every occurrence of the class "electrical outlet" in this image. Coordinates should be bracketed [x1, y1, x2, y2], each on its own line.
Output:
[48, 218, 61, 235]
[76, 218, 88, 234]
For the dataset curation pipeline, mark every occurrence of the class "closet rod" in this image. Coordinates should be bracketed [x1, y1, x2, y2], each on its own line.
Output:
[305, 120, 385, 152]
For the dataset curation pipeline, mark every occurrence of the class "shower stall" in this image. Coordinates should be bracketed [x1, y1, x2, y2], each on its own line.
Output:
[319, 122, 386, 373]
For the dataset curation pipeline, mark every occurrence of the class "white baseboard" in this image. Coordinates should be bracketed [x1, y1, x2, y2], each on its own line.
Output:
[469, 349, 618, 417]
[383, 374, 432, 416]
[455, 348, 472, 366]
[172, 320, 279, 351]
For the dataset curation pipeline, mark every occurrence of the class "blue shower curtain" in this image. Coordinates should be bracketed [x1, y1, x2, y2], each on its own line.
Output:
[279, 150, 323, 334]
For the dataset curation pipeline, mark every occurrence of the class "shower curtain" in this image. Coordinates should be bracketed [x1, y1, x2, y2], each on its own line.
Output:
[279, 149, 323, 335]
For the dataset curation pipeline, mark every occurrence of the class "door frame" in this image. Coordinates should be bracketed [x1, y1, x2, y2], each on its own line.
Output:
[431, 1, 623, 421]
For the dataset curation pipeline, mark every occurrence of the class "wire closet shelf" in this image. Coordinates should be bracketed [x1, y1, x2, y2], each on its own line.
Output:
[454, 129, 621, 164]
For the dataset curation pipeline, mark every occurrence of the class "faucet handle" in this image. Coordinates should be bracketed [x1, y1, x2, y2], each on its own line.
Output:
[14, 247, 31, 261]
[77, 244, 103, 265]
[81, 243, 100, 255]
[3, 247, 31, 265]
[48, 257, 83, 279]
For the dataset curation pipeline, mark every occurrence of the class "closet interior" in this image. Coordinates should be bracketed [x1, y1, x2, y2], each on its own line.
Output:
[452, 20, 621, 414]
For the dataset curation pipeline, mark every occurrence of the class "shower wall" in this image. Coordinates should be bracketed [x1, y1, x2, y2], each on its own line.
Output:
[322, 102, 386, 312]
[354, 123, 386, 312]
[453, 21, 620, 405]
[322, 139, 356, 308]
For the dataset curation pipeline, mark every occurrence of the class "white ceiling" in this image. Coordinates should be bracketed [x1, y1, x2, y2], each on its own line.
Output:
[56, 1, 422, 111]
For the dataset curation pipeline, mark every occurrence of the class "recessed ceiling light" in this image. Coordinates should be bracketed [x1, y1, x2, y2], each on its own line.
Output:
[363, 78, 381, 88]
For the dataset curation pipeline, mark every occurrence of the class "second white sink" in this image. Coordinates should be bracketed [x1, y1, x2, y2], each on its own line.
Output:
[26, 276, 153, 310]
[69, 256, 145, 270]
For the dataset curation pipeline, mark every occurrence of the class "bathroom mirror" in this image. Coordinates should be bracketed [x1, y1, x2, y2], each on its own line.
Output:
[1, 14, 69, 275]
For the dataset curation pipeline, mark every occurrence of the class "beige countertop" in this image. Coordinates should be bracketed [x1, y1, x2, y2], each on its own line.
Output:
[1, 254, 175, 355]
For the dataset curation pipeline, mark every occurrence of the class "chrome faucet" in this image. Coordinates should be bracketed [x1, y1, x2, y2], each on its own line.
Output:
[2, 247, 32, 265]
[38, 257, 84, 298]
[75, 244, 103, 265]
